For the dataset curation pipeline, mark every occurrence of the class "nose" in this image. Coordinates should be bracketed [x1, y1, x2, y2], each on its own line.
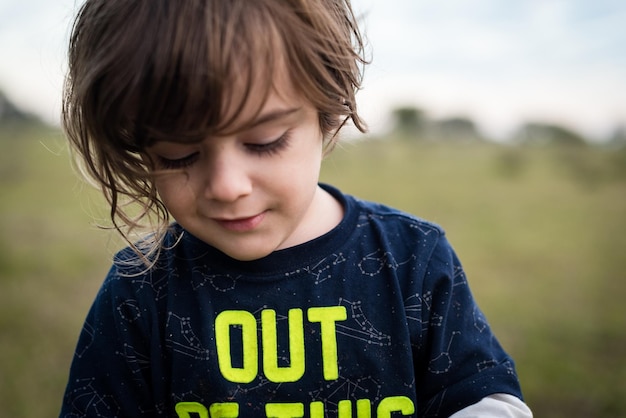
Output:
[203, 151, 252, 203]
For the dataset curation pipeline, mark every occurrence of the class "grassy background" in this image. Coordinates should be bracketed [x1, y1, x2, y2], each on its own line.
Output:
[1, 125, 625, 417]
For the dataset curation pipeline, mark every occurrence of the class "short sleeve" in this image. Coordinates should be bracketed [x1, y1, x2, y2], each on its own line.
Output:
[414, 234, 524, 417]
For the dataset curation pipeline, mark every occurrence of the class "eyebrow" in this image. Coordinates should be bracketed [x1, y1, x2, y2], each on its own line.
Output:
[248, 106, 303, 128]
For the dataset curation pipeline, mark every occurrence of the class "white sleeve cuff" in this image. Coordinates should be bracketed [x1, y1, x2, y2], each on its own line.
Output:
[449, 393, 533, 418]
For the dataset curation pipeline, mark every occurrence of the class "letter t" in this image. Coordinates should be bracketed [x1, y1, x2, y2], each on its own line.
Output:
[307, 306, 347, 380]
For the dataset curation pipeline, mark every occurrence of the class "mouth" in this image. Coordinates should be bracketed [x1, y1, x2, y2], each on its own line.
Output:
[213, 211, 267, 232]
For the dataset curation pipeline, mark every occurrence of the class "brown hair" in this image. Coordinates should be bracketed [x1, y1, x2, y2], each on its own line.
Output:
[63, 0, 368, 261]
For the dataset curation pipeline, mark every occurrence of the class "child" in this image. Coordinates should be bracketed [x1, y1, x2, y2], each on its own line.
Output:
[60, 0, 532, 417]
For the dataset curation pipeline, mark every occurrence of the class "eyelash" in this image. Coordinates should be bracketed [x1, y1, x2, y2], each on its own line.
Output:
[156, 152, 200, 170]
[245, 130, 292, 157]
[155, 131, 292, 169]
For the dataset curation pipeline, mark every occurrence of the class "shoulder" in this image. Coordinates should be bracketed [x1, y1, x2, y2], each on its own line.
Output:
[359, 196, 443, 234]
[345, 190, 448, 251]
[327, 184, 456, 269]
[110, 224, 189, 272]
[324, 183, 445, 238]
[102, 225, 189, 293]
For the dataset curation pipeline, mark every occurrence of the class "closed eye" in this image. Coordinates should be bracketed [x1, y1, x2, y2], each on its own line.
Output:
[245, 131, 291, 157]
[156, 152, 200, 169]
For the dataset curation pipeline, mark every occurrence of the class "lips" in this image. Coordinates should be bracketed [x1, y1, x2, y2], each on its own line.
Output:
[214, 211, 267, 232]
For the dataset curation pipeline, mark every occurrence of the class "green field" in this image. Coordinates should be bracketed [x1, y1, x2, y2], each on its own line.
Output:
[1, 125, 625, 417]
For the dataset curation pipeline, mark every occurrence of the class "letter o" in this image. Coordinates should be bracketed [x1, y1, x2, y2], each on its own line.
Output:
[215, 310, 258, 383]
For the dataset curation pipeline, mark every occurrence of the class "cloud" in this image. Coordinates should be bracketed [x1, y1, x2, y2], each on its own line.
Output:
[352, 0, 626, 140]
[0, 0, 74, 124]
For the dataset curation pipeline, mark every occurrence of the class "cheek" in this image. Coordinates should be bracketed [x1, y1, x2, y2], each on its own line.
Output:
[275, 153, 322, 191]
[279, 152, 323, 201]
[287, 134, 324, 175]
[155, 176, 196, 212]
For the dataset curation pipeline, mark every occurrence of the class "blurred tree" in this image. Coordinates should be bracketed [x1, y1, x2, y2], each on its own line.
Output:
[514, 122, 587, 147]
[434, 117, 482, 141]
[391, 106, 427, 139]
[0, 89, 41, 127]
[608, 126, 626, 149]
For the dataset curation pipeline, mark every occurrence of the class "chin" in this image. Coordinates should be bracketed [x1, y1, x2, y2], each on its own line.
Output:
[221, 245, 275, 262]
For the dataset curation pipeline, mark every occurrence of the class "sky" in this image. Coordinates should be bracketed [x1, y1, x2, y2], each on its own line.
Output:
[1, 0, 625, 141]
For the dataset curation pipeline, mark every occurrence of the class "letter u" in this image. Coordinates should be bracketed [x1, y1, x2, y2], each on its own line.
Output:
[262, 309, 305, 382]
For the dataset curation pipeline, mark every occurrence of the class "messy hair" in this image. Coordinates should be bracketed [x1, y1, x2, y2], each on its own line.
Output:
[63, 0, 368, 262]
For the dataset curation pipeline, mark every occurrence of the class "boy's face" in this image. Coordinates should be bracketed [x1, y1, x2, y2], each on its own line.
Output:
[145, 75, 341, 261]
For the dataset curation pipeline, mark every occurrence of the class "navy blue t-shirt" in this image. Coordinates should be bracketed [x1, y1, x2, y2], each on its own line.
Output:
[60, 185, 523, 417]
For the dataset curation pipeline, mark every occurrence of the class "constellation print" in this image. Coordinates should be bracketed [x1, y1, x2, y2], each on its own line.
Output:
[151, 401, 167, 417]
[128, 269, 171, 301]
[358, 250, 398, 277]
[336, 299, 391, 347]
[404, 293, 423, 325]
[170, 390, 205, 408]
[191, 266, 239, 292]
[358, 250, 396, 277]
[117, 299, 142, 322]
[75, 321, 95, 359]
[230, 375, 283, 399]
[356, 212, 378, 228]
[452, 264, 468, 285]
[420, 291, 444, 328]
[357, 250, 415, 277]
[64, 377, 121, 417]
[408, 222, 437, 236]
[476, 359, 516, 376]
[165, 312, 211, 360]
[284, 253, 347, 285]
[476, 359, 499, 372]
[473, 306, 488, 333]
[428, 331, 460, 374]
[404, 293, 428, 350]
[309, 372, 382, 412]
[109, 253, 172, 300]
[115, 342, 150, 376]
[356, 212, 437, 237]
[355, 213, 400, 228]
[502, 359, 516, 375]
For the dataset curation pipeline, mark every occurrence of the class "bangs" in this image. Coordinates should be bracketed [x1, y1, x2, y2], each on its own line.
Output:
[68, 0, 365, 153]
[88, 1, 284, 148]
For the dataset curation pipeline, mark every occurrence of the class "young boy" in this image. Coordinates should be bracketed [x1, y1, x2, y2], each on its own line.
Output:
[60, 0, 532, 417]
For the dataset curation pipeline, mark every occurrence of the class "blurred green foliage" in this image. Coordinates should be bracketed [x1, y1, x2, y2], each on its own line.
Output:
[1, 125, 625, 417]
[0, 125, 112, 416]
